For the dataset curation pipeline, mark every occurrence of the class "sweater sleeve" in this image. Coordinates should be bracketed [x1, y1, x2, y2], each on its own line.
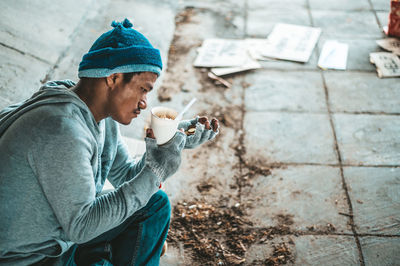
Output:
[28, 115, 160, 243]
[106, 131, 146, 188]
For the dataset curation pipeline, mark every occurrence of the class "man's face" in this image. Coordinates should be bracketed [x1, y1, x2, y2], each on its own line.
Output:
[107, 72, 157, 125]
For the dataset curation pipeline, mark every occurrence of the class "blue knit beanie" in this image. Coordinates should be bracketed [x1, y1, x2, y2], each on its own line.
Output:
[78, 18, 162, 78]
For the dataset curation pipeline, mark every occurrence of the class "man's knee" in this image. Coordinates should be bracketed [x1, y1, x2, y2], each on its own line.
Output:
[149, 190, 171, 218]
[145, 190, 171, 220]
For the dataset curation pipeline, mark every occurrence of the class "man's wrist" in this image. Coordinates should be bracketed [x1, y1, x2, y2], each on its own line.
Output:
[144, 164, 165, 185]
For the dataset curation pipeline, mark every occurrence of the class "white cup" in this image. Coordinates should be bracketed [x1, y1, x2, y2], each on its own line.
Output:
[150, 106, 180, 145]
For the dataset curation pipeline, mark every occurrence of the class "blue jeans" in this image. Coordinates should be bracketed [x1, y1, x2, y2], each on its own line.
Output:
[62, 190, 171, 266]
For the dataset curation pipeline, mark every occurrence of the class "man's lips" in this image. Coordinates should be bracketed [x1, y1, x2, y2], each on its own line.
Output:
[133, 109, 141, 115]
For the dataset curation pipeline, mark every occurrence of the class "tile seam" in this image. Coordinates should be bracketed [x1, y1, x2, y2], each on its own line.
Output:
[245, 110, 400, 116]
[252, 68, 377, 73]
[235, 0, 248, 203]
[255, 162, 400, 168]
[321, 71, 366, 265]
[0, 42, 51, 65]
[367, 0, 383, 28]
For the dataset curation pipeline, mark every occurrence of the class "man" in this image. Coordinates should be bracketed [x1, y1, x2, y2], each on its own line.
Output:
[0, 18, 218, 265]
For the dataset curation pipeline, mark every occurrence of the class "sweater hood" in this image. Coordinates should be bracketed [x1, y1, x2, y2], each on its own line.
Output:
[0, 80, 95, 138]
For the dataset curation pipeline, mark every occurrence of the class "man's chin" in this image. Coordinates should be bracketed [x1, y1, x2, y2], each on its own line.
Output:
[112, 113, 138, 125]
[116, 117, 135, 125]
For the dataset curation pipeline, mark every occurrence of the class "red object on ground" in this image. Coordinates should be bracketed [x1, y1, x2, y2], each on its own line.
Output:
[388, 0, 400, 37]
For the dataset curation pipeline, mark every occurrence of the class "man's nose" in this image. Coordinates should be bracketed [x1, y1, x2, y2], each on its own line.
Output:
[138, 99, 147, 110]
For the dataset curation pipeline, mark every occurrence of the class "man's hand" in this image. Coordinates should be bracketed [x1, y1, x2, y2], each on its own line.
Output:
[146, 128, 156, 139]
[178, 116, 219, 149]
[144, 129, 186, 181]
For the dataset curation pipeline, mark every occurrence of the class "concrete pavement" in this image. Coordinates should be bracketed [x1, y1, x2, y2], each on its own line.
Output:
[0, 0, 399, 265]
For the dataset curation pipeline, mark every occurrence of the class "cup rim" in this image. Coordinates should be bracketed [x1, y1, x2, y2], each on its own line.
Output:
[151, 106, 178, 120]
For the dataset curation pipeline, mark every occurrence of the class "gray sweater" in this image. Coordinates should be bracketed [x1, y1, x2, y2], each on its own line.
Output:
[0, 81, 164, 265]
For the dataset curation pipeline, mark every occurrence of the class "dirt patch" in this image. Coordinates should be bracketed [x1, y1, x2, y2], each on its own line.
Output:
[167, 198, 298, 265]
[196, 179, 215, 193]
[306, 223, 337, 234]
[207, 105, 243, 130]
[195, 68, 235, 93]
[232, 141, 274, 191]
[264, 243, 295, 266]
[158, 7, 202, 102]
[276, 214, 294, 226]
[167, 197, 252, 265]
[231, 164, 273, 191]
[166, 7, 197, 68]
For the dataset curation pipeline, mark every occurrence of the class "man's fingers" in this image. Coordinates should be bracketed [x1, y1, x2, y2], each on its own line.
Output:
[146, 128, 155, 139]
[211, 118, 219, 132]
[198, 116, 208, 124]
[205, 121, 211, 130]
[198, 116, 211, 130]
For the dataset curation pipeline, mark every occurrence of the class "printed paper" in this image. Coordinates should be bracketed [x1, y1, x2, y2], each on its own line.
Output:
[318, 40, 348, 70]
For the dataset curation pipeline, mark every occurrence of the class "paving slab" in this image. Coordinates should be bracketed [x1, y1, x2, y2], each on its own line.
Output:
[333, 114, 400, 165]
[248, 0, 307, 10]
[0, 0, 94, 64]
[0, 46, 49, 104]
[244, 237, 286, 264]
[246, 8, 311, 37]
[344, 167, 400, 235]
[241, 165, 351, 233]
[370, 0, 391, 11]
[244, 70, 326, 112]
[174, 1, 246, 39]
[181, 0, 245, 35]
[317, 38, 383, 71]
[325, 72, 400, 113]
[182, 0, 244, 11]
[243, 112, 337, 164]
[311, 10, 384, 39]
[309, 0, 371, 11]
[360, 237, 400, 266]
[246, 235, 359, 265]
[293, 235, 360, 265]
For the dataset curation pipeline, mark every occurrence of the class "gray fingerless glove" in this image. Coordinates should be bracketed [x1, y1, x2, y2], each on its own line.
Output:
[177, 117, 198, 131]
[178, 117, 219, 149]
[144, 131, 186, 182]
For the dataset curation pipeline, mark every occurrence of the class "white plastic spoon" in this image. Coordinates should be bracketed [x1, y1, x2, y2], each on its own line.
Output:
[175, 98, 197, 121]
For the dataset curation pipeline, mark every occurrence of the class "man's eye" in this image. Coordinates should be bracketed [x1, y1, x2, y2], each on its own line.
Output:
[141, 87, 147, 93]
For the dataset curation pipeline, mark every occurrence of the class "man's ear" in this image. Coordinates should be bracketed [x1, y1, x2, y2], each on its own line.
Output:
[105, 73, 123, 89]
